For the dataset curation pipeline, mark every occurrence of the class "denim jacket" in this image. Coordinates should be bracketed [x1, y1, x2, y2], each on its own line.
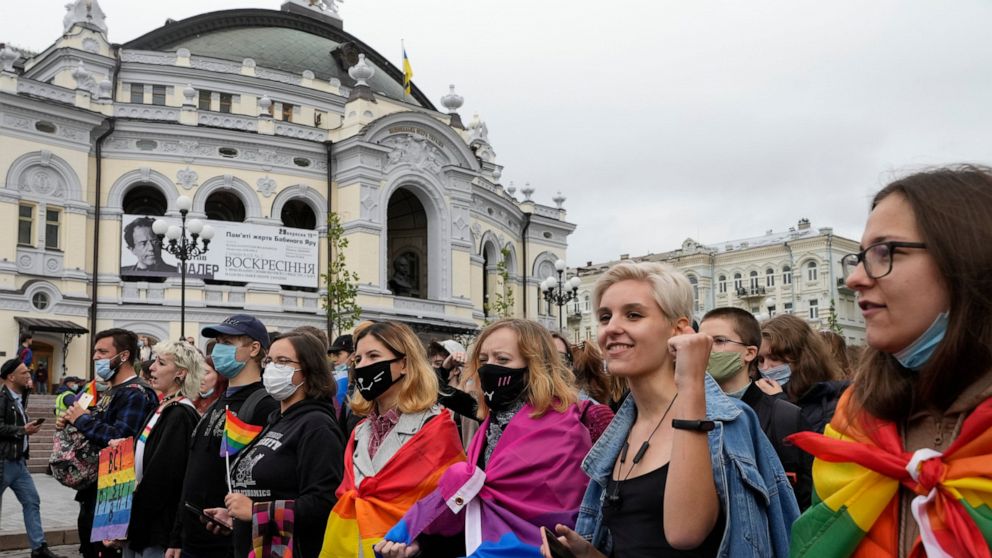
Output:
[575, 374, 799, 557]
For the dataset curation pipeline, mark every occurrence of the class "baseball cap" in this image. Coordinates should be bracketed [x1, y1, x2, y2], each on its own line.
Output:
[429, 339, 465, 357]
[201, 314, 271, 350]
[328, 334, 353, 354]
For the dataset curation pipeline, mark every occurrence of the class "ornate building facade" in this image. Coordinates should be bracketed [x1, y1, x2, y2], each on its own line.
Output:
[0, 0, 574, 380]
[565, 219, 865, 346]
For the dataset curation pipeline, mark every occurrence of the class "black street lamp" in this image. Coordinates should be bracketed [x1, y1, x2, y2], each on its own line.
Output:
[152, 195, 214, 338]
[541, 258, 581, 332]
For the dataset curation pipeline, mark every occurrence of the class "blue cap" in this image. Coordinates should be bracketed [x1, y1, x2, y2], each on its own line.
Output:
[201, 314, 271, 350]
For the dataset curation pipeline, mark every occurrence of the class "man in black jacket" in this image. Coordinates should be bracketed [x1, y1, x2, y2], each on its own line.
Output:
[699, 308, 813, 510]
[1, 358, 63, 558]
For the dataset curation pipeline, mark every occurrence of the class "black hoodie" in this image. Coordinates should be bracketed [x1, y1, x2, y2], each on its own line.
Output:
[230, 397, 345, 558]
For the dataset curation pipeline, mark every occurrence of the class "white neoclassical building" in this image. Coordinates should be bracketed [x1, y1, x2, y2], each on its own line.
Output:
[0, 0, 574, 381]
[565, 219, 865, 346]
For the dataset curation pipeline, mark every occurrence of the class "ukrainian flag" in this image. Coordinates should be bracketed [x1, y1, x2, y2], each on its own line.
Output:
[402, 42, 413, 95]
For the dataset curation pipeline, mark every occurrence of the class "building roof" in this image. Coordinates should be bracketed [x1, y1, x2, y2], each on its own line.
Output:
[123, 9, 435, 109]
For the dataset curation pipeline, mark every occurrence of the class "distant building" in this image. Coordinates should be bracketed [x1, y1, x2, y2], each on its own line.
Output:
[0, 0, 574, 380]
[565, 219, 864, 346]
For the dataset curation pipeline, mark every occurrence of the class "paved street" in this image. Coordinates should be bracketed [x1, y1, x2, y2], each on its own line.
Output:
[1, 473, 79, 555]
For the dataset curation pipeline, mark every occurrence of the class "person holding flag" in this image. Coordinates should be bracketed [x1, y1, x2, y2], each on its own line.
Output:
[320, 321, 466, 557]
[207, 330, 344, 558]
[170, 315, 278, 558]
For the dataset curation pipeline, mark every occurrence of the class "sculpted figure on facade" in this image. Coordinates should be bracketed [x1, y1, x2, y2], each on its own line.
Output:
[388, 252, 418, 298]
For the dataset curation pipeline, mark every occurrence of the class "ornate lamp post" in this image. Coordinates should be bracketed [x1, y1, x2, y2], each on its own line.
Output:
[541, 259, 581, 332]
[152, 195, 215, 338]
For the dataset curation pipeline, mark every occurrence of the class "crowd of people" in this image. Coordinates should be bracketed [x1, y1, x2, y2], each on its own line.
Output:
[0, 165, 990, 557]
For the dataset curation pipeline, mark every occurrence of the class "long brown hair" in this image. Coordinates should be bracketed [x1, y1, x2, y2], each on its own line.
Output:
[852, 166, 992, 422]
[468, 319, 577, 418]
[760, 314, 841, 401]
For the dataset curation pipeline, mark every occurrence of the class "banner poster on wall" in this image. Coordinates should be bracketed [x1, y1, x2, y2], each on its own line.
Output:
[120, 215, 319, 288]
[91, 438, 136, 542]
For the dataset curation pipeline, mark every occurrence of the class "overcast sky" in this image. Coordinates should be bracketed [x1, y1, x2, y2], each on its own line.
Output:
[5, 1, 992, 265]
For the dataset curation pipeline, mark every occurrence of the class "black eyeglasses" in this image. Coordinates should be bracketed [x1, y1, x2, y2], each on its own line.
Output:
[841, 241, 927, 280]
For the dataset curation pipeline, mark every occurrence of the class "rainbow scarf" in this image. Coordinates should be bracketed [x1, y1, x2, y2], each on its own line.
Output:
[788, 391, 992, 558]
[382, 402, 591, 557]
[220, 407, 263, 457]
[319, 409, 465, 557]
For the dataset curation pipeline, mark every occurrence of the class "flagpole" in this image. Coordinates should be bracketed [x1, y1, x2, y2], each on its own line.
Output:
[224, 405, 233, 493]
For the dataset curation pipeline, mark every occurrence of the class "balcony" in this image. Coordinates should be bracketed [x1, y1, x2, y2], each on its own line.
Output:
[837, 277, 855, 296]
[736, 286, 767, 300]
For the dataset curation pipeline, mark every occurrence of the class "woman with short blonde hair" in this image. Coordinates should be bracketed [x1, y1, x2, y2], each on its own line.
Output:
[121, 340, 203, 558]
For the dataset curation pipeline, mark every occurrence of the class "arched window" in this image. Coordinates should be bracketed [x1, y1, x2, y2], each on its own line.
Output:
[783, 265, 792, 285]
[718, 274, 727, 294]
[806, 261, 818, 282]
[205, 191, 246, 222]
[765, 268, 775, 287]
[584, 293, 591, 312]
[280, 199, 317, 230]
[122, 185, 167, 216]
[749, 271, 759, 289]
[733, 272, 743, 291]
[387, 188, 427, 299]
[688, 275, 699, 301]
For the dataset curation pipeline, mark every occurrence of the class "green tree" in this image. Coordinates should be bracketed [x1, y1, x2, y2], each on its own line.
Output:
[484, 247, 516, 322]
[322, 212, 362, 340]
[827, 298, 843, 335]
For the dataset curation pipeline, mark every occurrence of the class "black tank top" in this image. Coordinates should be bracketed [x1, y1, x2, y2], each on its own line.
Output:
[602, 464, 724, 557]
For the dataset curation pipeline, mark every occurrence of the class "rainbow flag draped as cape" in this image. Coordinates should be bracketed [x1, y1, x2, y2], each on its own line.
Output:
[319, 409, 465, 557]
[788, 390, 992, 558]
[220, 408, 263, 457]
[381, 402, 592, 557]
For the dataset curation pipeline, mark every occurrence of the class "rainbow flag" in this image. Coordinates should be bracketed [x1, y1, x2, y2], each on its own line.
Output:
[402, 42, 413, 95]
[320, 409, 465, 557]
[788, 391, 992, 557]
[220, 408, 263, 457]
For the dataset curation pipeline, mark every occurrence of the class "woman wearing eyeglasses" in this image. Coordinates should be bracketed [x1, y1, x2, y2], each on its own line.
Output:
[789, 167, 992, 556]
[212, 330, 345, 558]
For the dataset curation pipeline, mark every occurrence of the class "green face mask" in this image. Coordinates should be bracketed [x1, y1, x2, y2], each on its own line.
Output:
[707, 351, 744, 381]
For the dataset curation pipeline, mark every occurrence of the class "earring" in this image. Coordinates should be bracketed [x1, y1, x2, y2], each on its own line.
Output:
[602, 359, 611, 376]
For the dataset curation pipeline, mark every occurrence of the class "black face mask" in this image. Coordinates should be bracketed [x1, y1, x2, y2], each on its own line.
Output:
[353, 357, 403, 402]
[478, 364, 528, 412]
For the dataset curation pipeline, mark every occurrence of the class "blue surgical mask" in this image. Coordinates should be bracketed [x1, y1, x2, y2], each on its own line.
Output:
[211, 343, 248, 379]
[94, 353, 122, 381]
[894, 311, 949, 371]
[762, 363, 792, 385]
[199, 388, 215, 399]
[333, 363, 349, 379]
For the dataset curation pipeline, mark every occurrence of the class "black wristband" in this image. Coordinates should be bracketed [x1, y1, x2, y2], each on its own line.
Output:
[672, 419, 715, 432]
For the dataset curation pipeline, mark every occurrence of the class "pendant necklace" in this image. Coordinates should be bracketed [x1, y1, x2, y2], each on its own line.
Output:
[606, 392, 678, 508]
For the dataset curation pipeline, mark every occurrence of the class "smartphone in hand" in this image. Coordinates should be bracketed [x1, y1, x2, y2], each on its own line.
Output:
[542, 527, 576, 558]
[31, 418, 45, 426]
[184, 502, 232, 532]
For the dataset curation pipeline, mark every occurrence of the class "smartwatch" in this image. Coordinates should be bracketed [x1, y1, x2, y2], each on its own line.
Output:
[672, 419, 716, 432]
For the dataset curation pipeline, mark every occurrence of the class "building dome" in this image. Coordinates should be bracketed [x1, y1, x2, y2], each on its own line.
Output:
[124, 8, 434, 108]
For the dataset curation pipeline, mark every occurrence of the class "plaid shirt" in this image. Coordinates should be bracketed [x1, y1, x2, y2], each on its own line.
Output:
[74, 376, 157, 448]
